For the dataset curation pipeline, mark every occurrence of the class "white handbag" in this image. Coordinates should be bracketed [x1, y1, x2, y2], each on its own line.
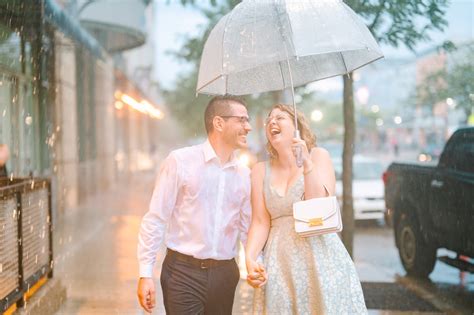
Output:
[292, 185, 342, 237]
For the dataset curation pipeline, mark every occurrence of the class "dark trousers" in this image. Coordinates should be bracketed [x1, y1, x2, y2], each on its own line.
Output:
[160, 249, 240, 315]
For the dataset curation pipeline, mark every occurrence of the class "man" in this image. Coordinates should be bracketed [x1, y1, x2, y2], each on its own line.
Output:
[137, 96, 252, 314]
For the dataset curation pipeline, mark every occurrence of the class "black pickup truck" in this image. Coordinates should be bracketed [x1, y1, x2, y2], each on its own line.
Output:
[384, 127, 474, 277]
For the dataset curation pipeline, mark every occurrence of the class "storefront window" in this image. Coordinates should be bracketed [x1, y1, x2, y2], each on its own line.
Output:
[0, 21, 40, 176]
[0, 24, 21, 72]
[0, 74, 13, 173]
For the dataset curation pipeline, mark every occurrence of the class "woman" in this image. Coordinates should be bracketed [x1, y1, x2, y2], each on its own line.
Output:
[245, 104, 367, 314]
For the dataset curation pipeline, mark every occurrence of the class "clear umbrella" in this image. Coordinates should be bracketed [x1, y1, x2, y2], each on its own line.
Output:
[197, 0, 383, 165]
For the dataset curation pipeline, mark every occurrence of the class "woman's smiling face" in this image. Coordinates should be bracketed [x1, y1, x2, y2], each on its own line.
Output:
[265, 108, 295, 147]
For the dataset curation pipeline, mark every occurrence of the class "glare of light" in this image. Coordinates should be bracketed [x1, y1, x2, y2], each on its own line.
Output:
[237, 243, 247, 279]
[418, 154, 431, 162]
[311, 110, 323, 122]
[238, 153, 250, 167]
[356, 86, 370, 105]
[25, 116, 33, 125]
[119, 94, 164, 120]
[114, 90, 122, 99]
[376, 118, 384, 126]
[141, 100, 164, 119]
[371, 105, 380, 113]
[394, 116, 402, 124]
[446, 97, 456, 109]
[115, 101, 124, 110]
[352, 72, 361, 82]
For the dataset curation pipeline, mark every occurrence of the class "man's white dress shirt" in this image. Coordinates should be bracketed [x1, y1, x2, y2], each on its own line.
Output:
[138, 140, 251, 278]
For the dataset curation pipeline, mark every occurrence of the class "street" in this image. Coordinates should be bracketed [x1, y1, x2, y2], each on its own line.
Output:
[1, 1, 473, 314]
[49, 174, 473, 315]
[354, 222, 474, 314]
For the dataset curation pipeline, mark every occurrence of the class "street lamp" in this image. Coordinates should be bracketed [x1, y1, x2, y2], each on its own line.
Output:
[311, 110, 323, 122]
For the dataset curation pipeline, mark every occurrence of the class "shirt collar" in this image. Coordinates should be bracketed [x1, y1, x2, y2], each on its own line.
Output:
[203, 139, 239, 169]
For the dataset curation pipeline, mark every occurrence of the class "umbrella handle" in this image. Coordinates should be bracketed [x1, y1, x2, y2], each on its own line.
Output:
[284, 48, 301, 168]
[294, 130, 303, 168]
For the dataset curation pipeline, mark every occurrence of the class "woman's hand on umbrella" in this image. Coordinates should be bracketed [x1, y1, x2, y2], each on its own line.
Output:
[292, 137, 310, 164]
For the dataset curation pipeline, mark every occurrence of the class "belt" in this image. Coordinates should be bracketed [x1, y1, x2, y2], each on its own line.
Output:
[166, 249, 234, 269]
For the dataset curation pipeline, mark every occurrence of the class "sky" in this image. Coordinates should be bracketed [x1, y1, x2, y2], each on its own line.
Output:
[153, 0, 473, 90]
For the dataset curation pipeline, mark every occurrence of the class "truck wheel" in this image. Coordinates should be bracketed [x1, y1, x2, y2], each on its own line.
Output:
[397, 214, 436, 277]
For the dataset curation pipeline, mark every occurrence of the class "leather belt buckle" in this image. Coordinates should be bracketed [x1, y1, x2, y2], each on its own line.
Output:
[200, 261, 208, 269]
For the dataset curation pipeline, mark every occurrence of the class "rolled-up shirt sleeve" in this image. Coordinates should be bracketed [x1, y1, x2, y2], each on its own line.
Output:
[238, 178, 251, 247]
[137, 153, 179, 278]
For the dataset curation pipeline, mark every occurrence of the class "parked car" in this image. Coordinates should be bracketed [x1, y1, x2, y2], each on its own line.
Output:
[334, 156, 386, 221]
[384, 127, 474, 277]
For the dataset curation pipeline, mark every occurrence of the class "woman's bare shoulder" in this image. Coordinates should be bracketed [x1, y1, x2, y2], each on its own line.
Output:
[310, 147, 331, 160]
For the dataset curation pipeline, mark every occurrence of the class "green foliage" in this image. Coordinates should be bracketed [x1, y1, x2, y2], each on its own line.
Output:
[344, 0, 449, 51]
[416, 43, 474, 119]
[162, 0, 240, 138]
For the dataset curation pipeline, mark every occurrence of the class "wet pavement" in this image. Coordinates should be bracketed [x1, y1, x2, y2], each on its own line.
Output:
[49, 173, 473, 315]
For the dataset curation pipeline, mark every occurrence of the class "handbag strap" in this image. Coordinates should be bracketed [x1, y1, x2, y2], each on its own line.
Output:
[301, 184, 331, 200]
[322, 184, 330, 197]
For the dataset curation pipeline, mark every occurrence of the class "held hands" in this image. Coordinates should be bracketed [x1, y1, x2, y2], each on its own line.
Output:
[246, 259, 268, 288]
[137, 277, 156, 313]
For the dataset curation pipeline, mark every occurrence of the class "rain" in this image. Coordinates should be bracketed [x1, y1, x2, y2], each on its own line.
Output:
[0, 0, 473, 314]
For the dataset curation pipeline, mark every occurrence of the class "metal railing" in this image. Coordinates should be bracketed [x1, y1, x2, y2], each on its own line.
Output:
[0, 178, 53, 313]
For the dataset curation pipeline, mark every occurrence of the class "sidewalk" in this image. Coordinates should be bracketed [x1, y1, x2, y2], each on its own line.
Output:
[50, 173, 439, 315]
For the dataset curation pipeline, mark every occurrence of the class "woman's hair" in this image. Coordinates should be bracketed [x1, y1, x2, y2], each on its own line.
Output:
[266, 104, 317, 160]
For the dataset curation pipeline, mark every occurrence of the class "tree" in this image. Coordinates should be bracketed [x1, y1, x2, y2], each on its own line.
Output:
[416, 43, 474, 122]
[340, 0, 449, 256]
[163, 1, 240, 138]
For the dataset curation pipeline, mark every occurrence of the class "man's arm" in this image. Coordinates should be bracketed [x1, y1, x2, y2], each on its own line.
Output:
[238, 171, 252, 247]
[137, 154, 179, 312]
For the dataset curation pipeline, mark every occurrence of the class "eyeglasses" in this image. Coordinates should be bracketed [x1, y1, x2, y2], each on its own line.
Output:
[264, 114, 290, 125]
[220, 115, 251, 124]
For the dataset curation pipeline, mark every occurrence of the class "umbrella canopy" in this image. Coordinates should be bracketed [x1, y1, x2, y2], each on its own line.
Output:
[196, 0, 383, 96]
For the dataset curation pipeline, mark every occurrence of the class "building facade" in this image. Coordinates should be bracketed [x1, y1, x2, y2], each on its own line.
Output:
[0, 0, 162, 213]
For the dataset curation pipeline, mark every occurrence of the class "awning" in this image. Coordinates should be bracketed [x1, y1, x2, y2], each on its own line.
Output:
[79, 0, 148, 52]
[44, 0, 106, 59]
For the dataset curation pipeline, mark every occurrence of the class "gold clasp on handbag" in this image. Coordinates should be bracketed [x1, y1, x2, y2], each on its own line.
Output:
[308, 217, 323, 227]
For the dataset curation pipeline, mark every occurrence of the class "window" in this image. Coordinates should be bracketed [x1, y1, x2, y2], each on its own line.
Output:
[450, 132, 474, 173]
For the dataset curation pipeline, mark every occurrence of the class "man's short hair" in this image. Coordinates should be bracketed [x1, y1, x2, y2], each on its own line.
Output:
[204, 96, 247, 134]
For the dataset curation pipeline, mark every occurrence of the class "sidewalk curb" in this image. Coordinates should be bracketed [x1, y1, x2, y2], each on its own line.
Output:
[14, 279, 67, 315]
[396, 275, 470, 314]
